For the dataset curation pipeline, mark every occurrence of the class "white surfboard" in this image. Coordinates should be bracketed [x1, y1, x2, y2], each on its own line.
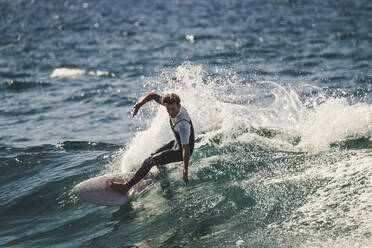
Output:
[72, 172, 155, 206]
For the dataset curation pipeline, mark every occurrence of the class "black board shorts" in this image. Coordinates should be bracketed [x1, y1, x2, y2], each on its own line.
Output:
[151, 140, 183, 165]
[126, 140, 193, 189]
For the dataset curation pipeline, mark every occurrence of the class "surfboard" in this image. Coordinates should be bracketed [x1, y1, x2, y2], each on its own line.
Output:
[72, 172, 155, 206]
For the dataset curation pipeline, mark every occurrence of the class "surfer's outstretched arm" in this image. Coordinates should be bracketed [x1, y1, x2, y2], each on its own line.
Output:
[132, 92, 162, 117]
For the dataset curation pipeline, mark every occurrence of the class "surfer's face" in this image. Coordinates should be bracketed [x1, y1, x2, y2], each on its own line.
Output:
[166, 103, 180, 118]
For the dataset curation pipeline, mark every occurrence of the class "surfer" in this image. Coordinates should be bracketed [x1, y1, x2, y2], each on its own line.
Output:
[108, 92, 195, 194]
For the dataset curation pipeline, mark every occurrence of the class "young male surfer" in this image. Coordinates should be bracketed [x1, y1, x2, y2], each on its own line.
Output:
[108, 92, 195, 194]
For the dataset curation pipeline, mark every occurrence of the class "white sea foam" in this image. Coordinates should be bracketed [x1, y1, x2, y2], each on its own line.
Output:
[298, 98, 372, 151]
[265, 151, 372, 247]
[120, 62, 371, 171]
[50, 68, 86, 78]
[50, 67, 116, 78]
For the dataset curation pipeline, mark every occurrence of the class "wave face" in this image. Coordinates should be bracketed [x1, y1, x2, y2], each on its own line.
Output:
[1, 71, 371, 248]
[1, 0, 371, 247]
[117, 63, 372, 247]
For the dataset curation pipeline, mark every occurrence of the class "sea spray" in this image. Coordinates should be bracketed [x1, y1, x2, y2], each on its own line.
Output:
[120, 63, 372, 171]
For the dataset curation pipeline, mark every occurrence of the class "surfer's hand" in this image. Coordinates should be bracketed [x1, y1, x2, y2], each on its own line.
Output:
[183, 169, 189, 185]
[132, 102, 141, 117]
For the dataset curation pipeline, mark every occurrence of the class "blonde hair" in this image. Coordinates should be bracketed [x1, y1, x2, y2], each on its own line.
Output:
[161, 93, 181, 105]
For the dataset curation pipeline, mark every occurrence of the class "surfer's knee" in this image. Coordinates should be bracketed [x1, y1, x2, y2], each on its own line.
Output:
[143, 157, 155, 169]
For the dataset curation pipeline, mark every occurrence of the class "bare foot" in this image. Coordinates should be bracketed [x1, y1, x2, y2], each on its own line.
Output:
[108, 179, 129, 195]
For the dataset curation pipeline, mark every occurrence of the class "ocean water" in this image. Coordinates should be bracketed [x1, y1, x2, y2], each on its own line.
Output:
[1, 0, 371, 247]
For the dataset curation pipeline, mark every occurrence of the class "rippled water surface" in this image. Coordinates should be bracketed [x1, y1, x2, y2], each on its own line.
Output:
[1, 0, 371, 247]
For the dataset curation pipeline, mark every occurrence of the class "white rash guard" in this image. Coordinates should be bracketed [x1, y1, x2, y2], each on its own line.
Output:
[170, 106, 191, 145]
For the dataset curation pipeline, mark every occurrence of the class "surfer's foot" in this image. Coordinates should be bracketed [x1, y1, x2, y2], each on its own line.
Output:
[108, 180, 129, 194]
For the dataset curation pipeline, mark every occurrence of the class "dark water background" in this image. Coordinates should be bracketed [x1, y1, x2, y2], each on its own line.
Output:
[1, 0, 371, 247]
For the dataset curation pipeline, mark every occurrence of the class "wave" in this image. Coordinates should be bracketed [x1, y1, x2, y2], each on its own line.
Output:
[0, 71, 31, 79]
[2, 63, 365, 247]
[0, 140, 120, 209]
[0, 141, 121, 154]
[50, 67, 117, 78]
[106, 62, 372, 246]
[1, 80, 51, 91]
[119, 62, 372, 171]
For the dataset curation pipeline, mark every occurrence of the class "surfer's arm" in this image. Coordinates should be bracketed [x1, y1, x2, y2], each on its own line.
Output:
[178, 122, 191, 184]
[132, 92, 162, 117]
[182, 144, 190, 185]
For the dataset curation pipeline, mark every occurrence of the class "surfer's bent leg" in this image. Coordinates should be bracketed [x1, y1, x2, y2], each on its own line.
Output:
[151, 140, 175, 155]
[125, 147, 183, 189]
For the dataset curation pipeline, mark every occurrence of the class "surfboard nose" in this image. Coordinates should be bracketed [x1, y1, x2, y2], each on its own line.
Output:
[72, 172, 155, 206]
[72, 174, 130, 206]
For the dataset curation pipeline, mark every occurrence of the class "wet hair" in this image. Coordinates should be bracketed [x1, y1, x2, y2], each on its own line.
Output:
[161, 93, 181, 105]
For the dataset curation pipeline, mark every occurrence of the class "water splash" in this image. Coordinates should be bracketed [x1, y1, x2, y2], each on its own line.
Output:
[120, 62, 371, 171]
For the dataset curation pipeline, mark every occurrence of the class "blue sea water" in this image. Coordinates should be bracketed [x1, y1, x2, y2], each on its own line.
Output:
[1, 0, 371, 247]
